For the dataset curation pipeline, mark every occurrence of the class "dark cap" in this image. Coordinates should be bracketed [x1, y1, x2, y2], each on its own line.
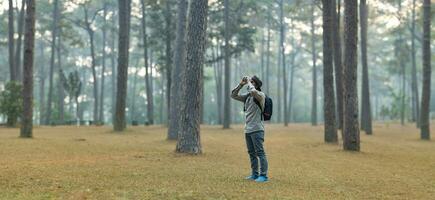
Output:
[251, 75, 262, 91]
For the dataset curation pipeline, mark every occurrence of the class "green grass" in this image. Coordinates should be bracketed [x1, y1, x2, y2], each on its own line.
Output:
[0, 123, 434, 199]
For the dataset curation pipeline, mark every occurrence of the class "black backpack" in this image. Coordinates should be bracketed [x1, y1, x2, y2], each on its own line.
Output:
[244, 94, 273, 121]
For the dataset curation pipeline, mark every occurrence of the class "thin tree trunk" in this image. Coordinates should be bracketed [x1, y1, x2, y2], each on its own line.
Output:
[85, 17, 99, 124]
[398, 0, 405, 126]
[57, 27, 64, 124]
[343, 0, 360, 151]
[45, 0, 59, 125]
[100, 3, 108, 124]
[141, 0, 154, 125]
[411, 0, 420, 128]
[8, 0, 16, 81]
[360, 0, 372, 134]
[322, 0, 338, 143]
[114, 0, 131, 131]
[266, 14, 271, 95]
[168, 0, 188, 140]
[20, 0, 36, 138]
[223, 0, 231, 129]
[39, 43, 46, 125]
[14, 0, 25, 81]
[311, 2, 317, 126]
[288, 51, 296, 123]
[333, 0, 344, 130]
[420, 0, 431, 140]
[260, 30, 265, 83]
[111, 10, 117, 123]
[279, 0, 288, 126]
[165, 0, 172, 127]
[131, 64, 139, 122]
[176, 0, 208, 154]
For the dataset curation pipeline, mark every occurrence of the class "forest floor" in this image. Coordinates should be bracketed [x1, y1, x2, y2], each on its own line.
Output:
[0, 123, 434, 200]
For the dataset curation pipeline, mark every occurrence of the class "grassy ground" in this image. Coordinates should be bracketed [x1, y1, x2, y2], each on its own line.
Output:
[0, 123, 434, 200]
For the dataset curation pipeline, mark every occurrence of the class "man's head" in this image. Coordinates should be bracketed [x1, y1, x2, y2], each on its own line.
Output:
[250, 75, 263, 91]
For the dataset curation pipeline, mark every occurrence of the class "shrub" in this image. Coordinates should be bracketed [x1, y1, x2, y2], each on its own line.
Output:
[0, 81, 23, 127]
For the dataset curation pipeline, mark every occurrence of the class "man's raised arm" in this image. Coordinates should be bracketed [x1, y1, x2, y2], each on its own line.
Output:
[231, 83, 247, 102]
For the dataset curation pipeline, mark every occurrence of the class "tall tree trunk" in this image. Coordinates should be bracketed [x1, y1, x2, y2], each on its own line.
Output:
[343, 0, 360, 151]
[176, 0, 208, 154]
[114, 0, 131, 131]
[223, 0, 231, 129]
[411, 0, 420, 128]
[85, 9, 99, 124]
[111, 10, 117, 123]
[266, 14, 271, 95]
[99, 3, 108, 124]
[311, 2, 318, 126]
[333, 0, 344, 130]
[45, 0, 59, 125]
[131, 64, 139, 122]
[322, 0, 338, 143]
[38, 43, 46, 125]
[360, 0, 372, 134]
[213, 45, 223, 124]
[14, 0, 26, 81]
[165, 0, 172, 126]
[398, 0, 406, 126]
[21, 0, 36, 138]
[279, 0, 288, 126]
[420, 0, 431, 140]
[140, 0, 154, 125]
[260, 30, 265, 82]
[57, 27, 64, 124]
[168, 0, 188, 140]
[288, 50, 296, 123]
[8, 0, 16, 81]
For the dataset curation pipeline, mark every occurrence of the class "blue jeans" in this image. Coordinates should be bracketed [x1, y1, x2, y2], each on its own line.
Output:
[245, 131, 268, 177]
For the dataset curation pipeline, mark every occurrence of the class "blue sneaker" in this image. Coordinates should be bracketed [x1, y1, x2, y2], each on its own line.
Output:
[245, 175, 258, 180]
[254, 176, 269, 182]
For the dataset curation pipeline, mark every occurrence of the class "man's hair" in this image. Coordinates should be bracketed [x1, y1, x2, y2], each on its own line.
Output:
[251, 75, 262, 91]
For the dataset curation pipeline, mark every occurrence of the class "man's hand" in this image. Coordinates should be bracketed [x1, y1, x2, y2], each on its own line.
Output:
[240, 76, 250, 85]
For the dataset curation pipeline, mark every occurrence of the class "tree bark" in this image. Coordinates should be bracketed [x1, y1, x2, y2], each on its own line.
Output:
[360, 0, 372, 134]
[14, 0, 26, 81]
[411, 0, 420, 128]
[57, 26, 64, 124]
[176, 0, 208, 154]
[343, 0, 360, 151]
[38, 43, 46, 125]
[114, 0, 131, 131]
[111, 9, 117, 123]
[279, 0, 288, 126]
[322, 0, 338, 143]
[164, 0, 173, 127]
[8, 0, 16, 81]
[45, 0, 59, 125]
[420, 0, 431, 140]
[83, 6, 99, 124]
[140, 0, 154, 125]
[223, 0, 231, 129]
[168, 0, 188, 140]
[99, 3, 108, 124]
[398, 0, 406, 126]
[333, 0, 344, 130]
[266, 14, 271, 95]
[311, 2, 317, 126]
[20, 0, 36, 138]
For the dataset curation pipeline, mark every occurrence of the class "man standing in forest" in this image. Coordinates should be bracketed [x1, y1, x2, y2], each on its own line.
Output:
[231, 75, 269, 182]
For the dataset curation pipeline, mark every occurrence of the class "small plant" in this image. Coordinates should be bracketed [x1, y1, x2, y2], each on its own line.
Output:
[0, 81, 23, 127]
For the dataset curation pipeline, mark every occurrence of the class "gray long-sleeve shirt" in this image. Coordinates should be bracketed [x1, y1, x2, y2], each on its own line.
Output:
[231, 82, 265, 134]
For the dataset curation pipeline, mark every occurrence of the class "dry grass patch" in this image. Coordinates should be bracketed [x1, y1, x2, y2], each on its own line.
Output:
[0, 123, 434, 199]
